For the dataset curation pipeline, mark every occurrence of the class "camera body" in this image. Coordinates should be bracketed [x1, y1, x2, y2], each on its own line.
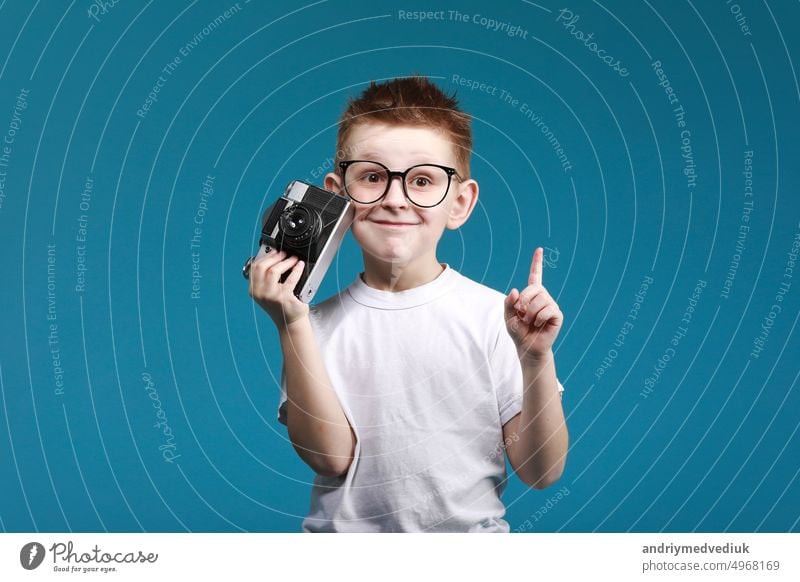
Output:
[243, 180, 354, 303]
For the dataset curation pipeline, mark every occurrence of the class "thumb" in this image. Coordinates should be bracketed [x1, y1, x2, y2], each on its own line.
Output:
[505, 288, 523, 332]
[504, 288, 519, 315]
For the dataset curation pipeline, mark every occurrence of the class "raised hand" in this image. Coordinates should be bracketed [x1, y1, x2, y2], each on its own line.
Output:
[503, 247, 564, 361]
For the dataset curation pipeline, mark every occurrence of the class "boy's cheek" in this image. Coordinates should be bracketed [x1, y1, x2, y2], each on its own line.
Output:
[353, 209, 373, 222]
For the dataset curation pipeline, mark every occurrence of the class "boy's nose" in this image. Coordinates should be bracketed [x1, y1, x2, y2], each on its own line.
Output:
[381, 176, 409, 208]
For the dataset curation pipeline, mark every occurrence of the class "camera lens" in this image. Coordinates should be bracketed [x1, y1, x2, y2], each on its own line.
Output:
[281, 206, 311, 236]
[279, 204, 320, 247]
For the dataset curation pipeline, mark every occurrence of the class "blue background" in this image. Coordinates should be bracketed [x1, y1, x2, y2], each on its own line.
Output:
[1, 0, 798, 532]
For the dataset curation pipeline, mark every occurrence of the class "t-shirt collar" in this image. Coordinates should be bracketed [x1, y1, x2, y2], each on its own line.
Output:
[347, 263, 458, 309]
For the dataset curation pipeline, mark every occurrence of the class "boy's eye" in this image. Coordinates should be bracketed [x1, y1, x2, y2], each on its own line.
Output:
[407, 169, 441, 189]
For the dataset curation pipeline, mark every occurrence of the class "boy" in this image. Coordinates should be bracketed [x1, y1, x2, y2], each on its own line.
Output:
[248, 76, 568, 532]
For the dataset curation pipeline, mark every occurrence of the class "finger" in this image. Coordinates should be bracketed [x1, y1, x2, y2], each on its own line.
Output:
[528, 247, 543, 286]
[251, 249, 288, 275]
[504, 288, 520, 308]
[249, 249, 280, 284]
[521, 295, 550, 324]
[515, 284, 546, 311]
[504, 288, 520, 323]
[533, 304, 558, 327]
[266, 255, 301, 279]
[283, 259, 305, 289]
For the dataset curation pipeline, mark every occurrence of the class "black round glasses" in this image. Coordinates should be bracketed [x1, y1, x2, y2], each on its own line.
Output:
[338, 160, 463, 208]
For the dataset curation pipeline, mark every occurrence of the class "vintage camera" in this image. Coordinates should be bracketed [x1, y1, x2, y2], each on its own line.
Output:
[243, 180, 354, 303]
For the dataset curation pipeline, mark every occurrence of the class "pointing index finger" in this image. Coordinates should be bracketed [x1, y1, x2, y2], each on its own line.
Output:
[528, 247, 543, 286]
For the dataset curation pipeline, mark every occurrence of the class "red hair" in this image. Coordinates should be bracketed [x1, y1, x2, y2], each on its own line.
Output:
[335, 75, 473, 178]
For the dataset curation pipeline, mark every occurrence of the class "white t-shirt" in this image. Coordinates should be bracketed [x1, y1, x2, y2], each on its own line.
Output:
[278, 263, 564, 532]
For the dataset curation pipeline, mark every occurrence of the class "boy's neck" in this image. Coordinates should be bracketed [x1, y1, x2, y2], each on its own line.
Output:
[359, 253, 446, 292]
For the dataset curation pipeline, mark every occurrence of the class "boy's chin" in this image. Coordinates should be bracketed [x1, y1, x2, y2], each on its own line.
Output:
[363, 249, 413, 265]
[359, 243, 420, 266]
[354, 234, 441, 268]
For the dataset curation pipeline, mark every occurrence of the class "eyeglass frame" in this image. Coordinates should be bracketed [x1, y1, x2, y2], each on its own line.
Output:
[337, 159, 464, 208]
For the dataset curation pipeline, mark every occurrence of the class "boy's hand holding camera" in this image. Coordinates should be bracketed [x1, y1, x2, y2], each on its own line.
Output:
[248, 248, 309, 330]
[504, 246, 563, 361]
[248, 246, 356, 477]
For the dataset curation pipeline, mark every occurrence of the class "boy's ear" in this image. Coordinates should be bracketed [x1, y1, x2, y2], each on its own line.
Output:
[324, 171, 344, 195]
[446, 179, 479, 230]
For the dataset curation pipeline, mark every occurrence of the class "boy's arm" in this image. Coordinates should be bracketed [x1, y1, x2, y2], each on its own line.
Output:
[503, 350, 568, 489]
[279, 316, 356, 477]
[502, 247, 568, 488]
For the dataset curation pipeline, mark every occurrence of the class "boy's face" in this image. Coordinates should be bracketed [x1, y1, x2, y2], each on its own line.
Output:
[324, 122, 478, 269]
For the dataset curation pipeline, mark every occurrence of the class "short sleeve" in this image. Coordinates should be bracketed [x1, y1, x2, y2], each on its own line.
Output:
[490, 322, 565, 426]
[277, 364, 288, 426]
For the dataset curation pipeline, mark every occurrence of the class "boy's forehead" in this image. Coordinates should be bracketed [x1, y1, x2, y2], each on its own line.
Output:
[345, 123, 456, 162]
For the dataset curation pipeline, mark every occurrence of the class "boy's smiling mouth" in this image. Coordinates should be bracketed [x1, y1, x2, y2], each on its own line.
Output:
[369, 219, 420, 227]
